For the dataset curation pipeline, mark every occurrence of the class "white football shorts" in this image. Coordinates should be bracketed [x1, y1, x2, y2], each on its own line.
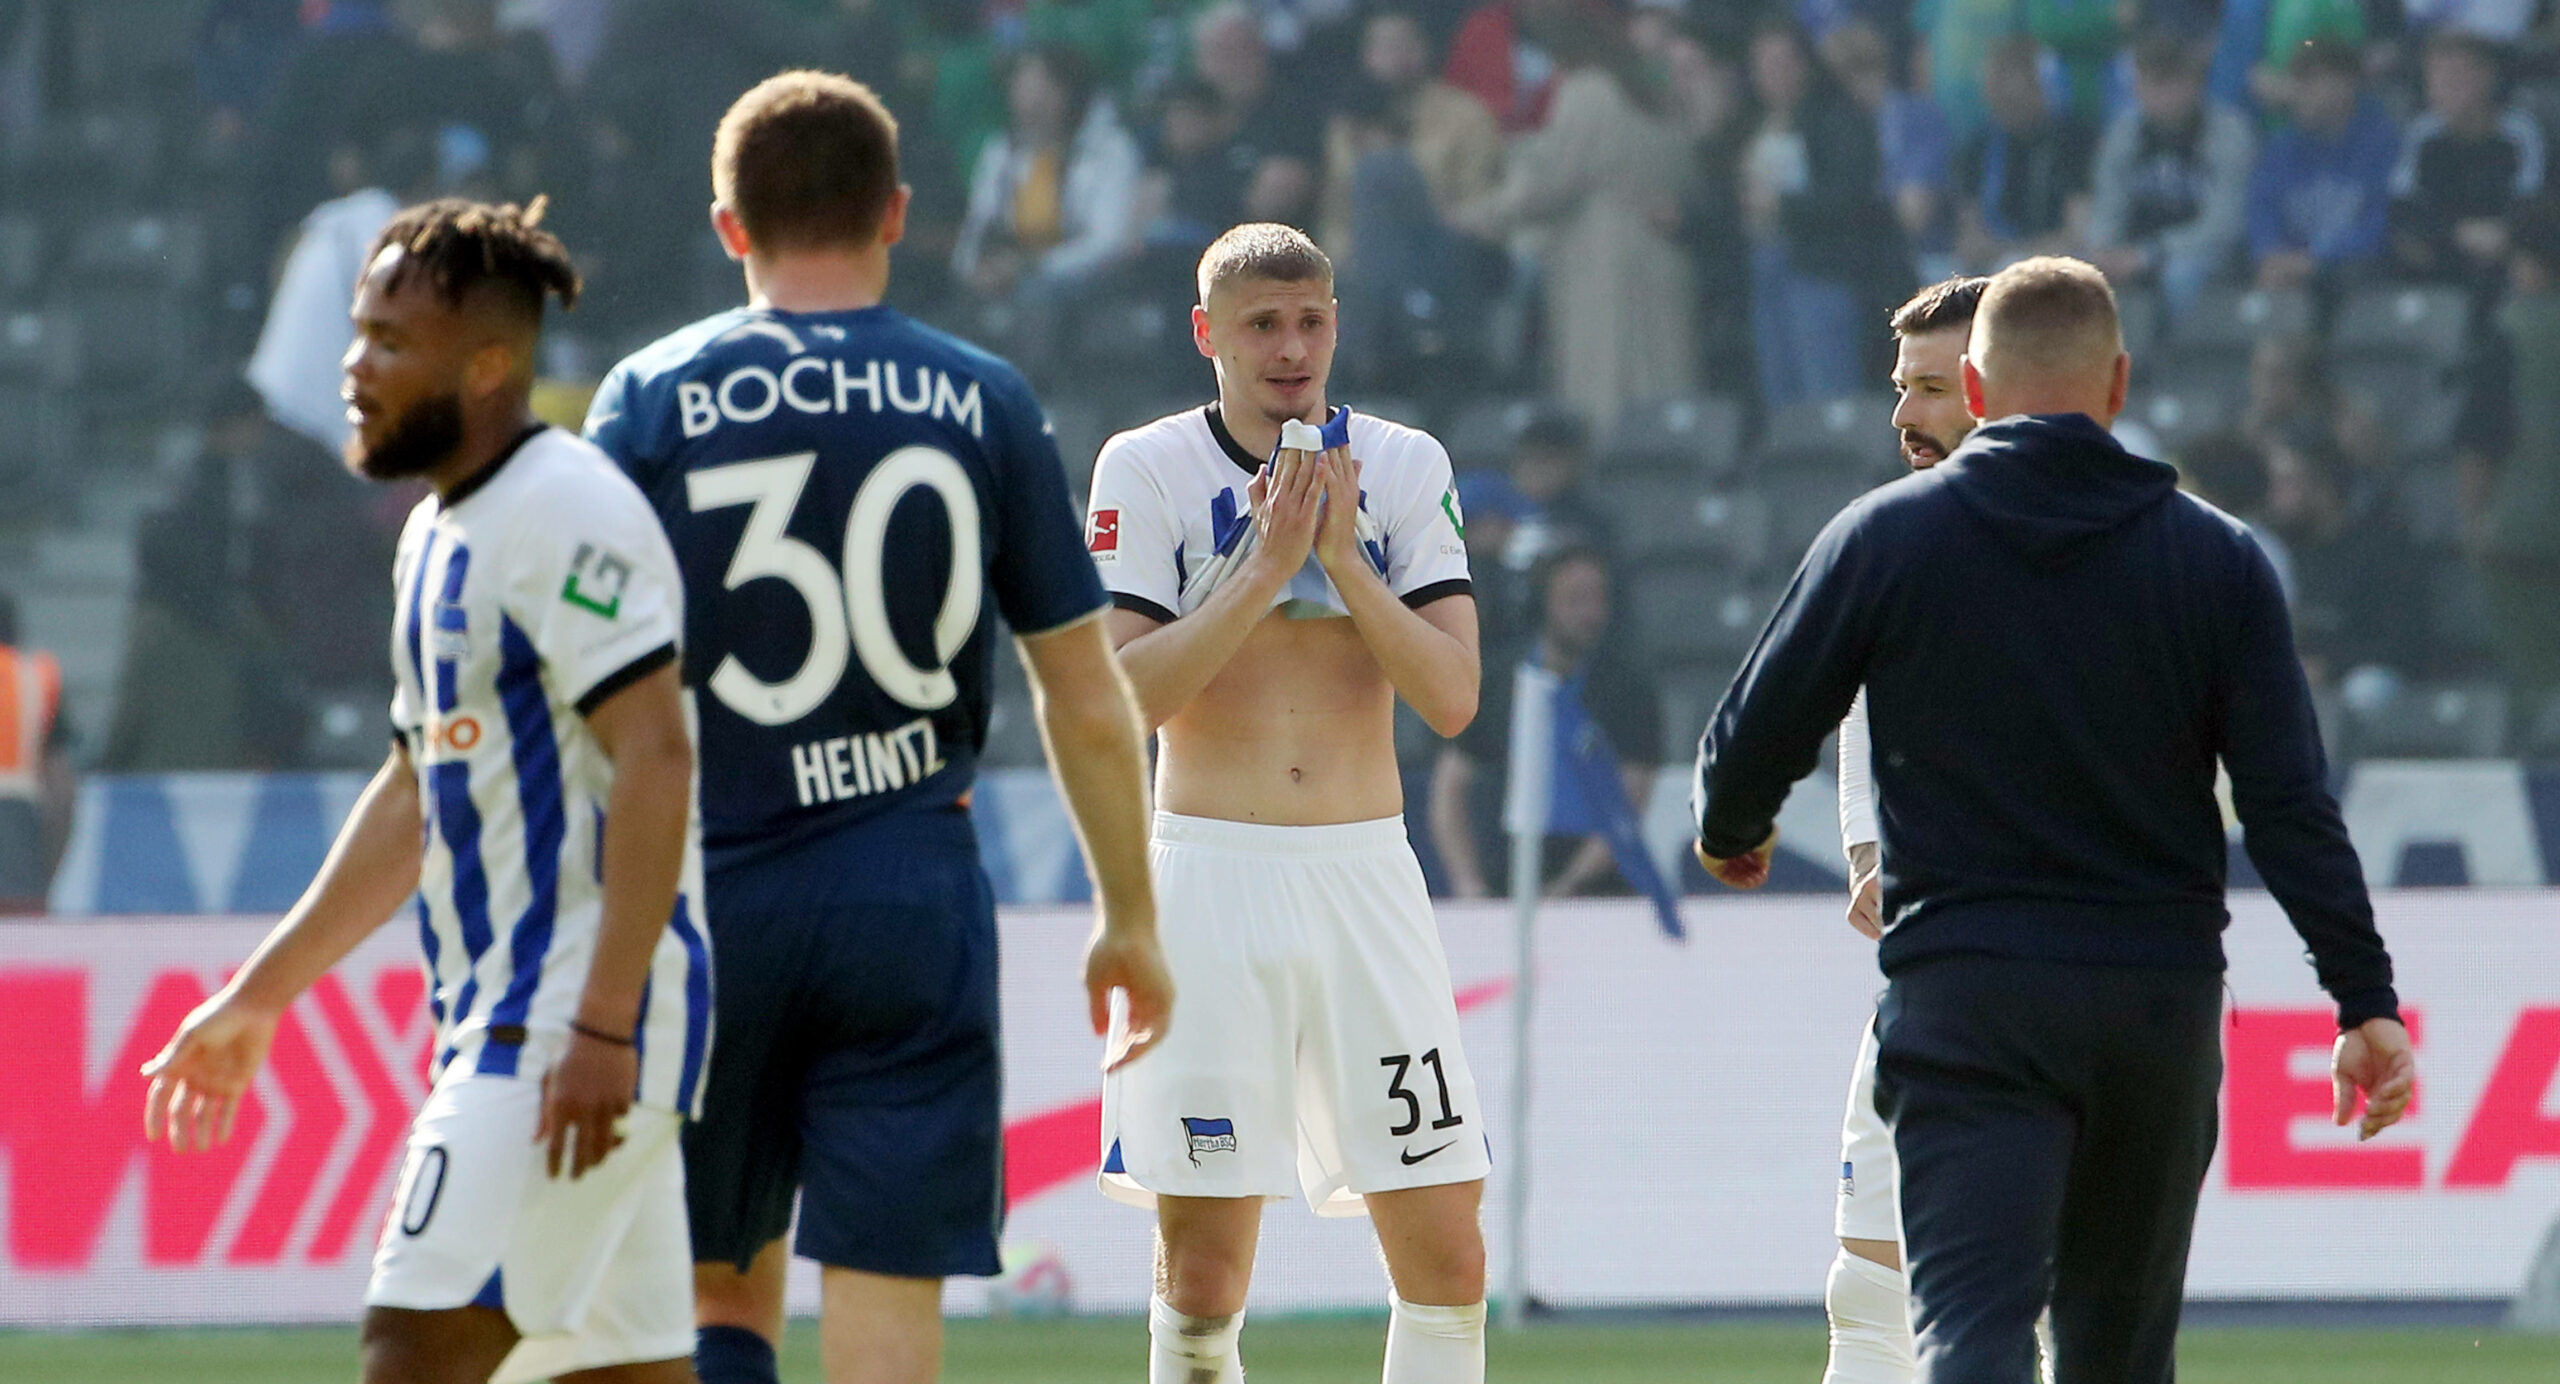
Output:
[1101, 812, 1491, 1216]
[1835, 1017, 1903, 1244]
[369, 1039, 693, 1384]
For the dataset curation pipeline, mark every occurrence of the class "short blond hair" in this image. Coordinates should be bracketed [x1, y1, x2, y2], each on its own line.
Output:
[1196, 222, 1333, 304]
[1970, 256, 2122, 373]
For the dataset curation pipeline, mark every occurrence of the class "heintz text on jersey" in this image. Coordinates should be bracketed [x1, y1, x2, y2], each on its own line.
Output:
[677, 357, 985, 441]
[789, 714, 950, 808]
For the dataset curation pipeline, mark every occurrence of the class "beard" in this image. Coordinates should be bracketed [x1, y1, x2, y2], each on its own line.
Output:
[1900, 427, 1955, 469]
[346, 391, 464, 481]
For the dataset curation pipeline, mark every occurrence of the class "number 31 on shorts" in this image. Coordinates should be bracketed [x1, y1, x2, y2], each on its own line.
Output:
[1381, 1049, 1464, 1137]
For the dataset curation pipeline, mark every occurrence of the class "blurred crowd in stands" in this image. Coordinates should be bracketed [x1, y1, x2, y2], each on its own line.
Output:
[2, 0, 2560, 894]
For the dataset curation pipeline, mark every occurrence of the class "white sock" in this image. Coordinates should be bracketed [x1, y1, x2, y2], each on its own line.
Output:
[1150, 1295, 1246, 1384]
[1382, 1294, 1485, 1384]
[1823, 1249, 1917, 1384]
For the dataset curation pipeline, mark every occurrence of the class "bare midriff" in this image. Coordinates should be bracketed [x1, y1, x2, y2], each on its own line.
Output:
[1152, 609, 1402, 826]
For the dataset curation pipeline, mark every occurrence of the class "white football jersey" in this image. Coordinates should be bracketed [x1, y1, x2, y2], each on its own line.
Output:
[389, 427, 711, 1115]
[1083, 405, 1472, 621]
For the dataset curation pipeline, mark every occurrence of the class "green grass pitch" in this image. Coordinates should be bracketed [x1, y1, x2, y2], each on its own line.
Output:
[5, 1318, 2559, 1382]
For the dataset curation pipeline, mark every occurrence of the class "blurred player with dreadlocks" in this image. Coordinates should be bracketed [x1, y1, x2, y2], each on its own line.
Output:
[141, 197, 712, 1384]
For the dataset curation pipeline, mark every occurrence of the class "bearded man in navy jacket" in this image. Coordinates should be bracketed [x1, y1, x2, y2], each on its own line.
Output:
[1689, 257, 2417, 1384]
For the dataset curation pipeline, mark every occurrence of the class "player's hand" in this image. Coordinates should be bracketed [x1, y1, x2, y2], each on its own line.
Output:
[1251, 445, 1324, 579]
[1311, 448, 1364, 577]
[2333, 1016, 2417, 1142]
[1696, 829, 1778, 890]
[1085, 924, 1174, 1073]
[1846, 841, 1883, 941]
[142, 991, 282, 1153]
[539, 1028, 636, 1179]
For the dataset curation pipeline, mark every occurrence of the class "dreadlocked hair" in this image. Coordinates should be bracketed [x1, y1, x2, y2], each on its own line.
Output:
[371, 195, 582, 320]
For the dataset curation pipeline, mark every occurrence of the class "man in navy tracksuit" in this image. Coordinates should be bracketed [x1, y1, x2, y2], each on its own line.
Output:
[1690, 258, 2417, 1383]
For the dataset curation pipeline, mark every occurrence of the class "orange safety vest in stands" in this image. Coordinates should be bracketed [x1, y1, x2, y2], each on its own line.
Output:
[0, 645, 59, 907]
[0, 645, 59, 797]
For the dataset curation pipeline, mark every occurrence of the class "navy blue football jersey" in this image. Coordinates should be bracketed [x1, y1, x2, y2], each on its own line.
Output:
[585, 305, 1105, 859]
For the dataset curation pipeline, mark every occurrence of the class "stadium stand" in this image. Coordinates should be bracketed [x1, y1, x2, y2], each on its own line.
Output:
[0, 0, 2542, 909]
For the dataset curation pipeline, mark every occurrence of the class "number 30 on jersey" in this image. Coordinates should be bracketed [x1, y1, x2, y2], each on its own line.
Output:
[686, 447, 984, 726]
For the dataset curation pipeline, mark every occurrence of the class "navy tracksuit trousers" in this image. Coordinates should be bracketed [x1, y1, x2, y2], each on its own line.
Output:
[1874, 954, 2225, 1384]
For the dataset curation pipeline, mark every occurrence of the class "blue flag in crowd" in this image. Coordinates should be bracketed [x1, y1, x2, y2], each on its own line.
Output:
[1551, 676, 1686, 941]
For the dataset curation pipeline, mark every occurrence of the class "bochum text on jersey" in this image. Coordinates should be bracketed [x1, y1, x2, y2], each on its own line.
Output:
[676, 357, 984, 441]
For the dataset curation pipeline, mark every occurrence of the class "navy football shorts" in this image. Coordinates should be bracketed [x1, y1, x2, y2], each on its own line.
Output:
[682, 806, 1004, 1279]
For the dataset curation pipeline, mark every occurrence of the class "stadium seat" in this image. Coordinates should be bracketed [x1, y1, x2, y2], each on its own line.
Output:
[1591, 473, 1771, 569]
[2116, 284, 2165, 359]
[1065, 294, 1179, 381]
[53, 285, 189, 391]
[1041, 395, 1109, 504]
[1625, 564, 1771, 668]
[0, 385, 76, 470]
[2173, 285, 2311, 353]
[977, 622, 1044, 766]
[20, 587, 131, 721]
[1602, 395, 1744, 478]
[1346, 396, 1424, 430]
[1757, 395, 1899, 476]
[299, 686, 399, 770]
[2395, 461, 2467, 551]
[979, 689, 1047, 768]
[2330, 357, 2459, 456]
[1757, 469, 1883, 577]
[2331, 285, 2471, 365]
[1656, 661, 1738, 747]
[2124, 376, 2240, 452]
[0, 215, 38, 302]
[15, 108, 164, 204]
[68, 214, 205, 291]
[1441, 395, 1535, 471]
[2344, 679, 2509, 759]
[2424, 557, 2501, 669]
[0, 309, 82, 390]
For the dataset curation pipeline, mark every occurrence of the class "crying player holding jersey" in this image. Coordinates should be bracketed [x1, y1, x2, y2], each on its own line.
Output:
[1085, 223, 1489, 1384]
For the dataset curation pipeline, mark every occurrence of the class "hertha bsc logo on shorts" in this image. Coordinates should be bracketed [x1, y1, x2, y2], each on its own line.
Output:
[1182, 1116, 1237, 1165]
[1841, 1159, 1857, 1198]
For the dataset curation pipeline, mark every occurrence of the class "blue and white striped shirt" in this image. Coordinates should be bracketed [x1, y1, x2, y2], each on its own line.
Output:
[389, 426, 712, 1115]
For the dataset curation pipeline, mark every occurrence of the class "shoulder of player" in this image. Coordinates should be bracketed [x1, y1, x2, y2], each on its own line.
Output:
[396, 492, 440, 549]
[488, 431, 666, 545]
[1347, 413, 1452, 489]
[1810, 467, 1950, 554]
[2163, 487, 2269, 559]
[601, 308, 760, 390]
[865, 314, 1056, 437]
[1095, 408, 1212, 480]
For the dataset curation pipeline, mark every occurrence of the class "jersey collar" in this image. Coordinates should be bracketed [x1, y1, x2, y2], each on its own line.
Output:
[1201, 404, 1268, 479]
[440, 423, 549, 510]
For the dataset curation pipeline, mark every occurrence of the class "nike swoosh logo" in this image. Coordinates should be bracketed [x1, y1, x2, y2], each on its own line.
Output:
[1400, 1142, 1456, 1166]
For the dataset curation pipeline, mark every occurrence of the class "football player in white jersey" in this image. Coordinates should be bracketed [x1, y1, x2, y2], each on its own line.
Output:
[1085, 223, 1488, 1384]
[142, 199, 710, 1384]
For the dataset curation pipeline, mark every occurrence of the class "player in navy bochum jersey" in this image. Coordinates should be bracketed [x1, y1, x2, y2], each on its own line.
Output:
[583, 73, 1170, 1384]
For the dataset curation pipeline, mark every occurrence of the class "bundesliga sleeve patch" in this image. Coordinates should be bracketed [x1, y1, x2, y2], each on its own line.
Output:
[562, 542, 632, 619]
[1088, 509, 1120, 554]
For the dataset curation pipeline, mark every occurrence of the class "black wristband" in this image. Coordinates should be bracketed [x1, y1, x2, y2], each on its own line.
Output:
[570, 1019, 637, 1048]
